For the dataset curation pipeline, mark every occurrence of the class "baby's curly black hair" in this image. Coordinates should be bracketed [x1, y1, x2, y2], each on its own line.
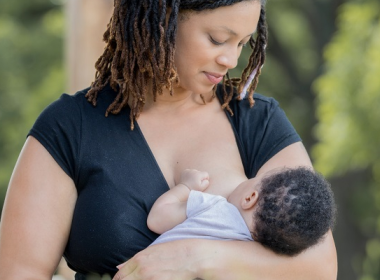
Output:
[252, 167, 336, 256]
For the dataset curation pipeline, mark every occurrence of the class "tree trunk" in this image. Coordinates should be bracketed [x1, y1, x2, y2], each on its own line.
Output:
[66, 0, 113, 93]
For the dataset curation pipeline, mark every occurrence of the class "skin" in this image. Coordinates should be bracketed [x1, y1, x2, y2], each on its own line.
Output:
[0, 1, 337, 279]
[0, 137, 77, 279]
[172, 4, 255, 97]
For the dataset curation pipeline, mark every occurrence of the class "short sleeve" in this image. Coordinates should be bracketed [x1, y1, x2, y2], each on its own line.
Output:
[28, 93, 82, 182]
[186, 191, 225, 218]
[250, 98, 301, 175]
[222, 89, 301, 178]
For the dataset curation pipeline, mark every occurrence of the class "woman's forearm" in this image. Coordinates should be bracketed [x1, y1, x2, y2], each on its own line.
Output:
[196, 231, 337, 280]
[113, 231, 336, 280]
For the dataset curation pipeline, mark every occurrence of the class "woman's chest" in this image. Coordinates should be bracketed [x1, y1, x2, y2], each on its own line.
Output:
[137, 108, 247, 197]
[173, 136, 246, 197]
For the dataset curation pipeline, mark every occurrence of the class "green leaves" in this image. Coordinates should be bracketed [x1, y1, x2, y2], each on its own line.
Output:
[0, 1, 65, 213]
[313, 1, 380, 279]
[313, 1, 380, 177]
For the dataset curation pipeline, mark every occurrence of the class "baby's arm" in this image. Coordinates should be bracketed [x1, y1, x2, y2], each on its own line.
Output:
[147, 169, 209, 234]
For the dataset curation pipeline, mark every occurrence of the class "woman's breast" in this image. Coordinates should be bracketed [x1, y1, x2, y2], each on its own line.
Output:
[65, 157, 168, 275]
[169, 136, 248, 198]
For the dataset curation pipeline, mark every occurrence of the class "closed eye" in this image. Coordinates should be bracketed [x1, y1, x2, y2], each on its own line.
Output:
[210, 35, 249, 48]
[209, 36, 224, 46]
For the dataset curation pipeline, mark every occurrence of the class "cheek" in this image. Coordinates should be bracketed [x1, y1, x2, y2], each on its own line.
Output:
[173, 50, 191, 78]
[176, 33, 212, 65]
[174, 45, 204, 75]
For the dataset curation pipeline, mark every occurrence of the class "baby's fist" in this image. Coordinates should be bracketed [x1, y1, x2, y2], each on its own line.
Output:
[180, 169, 210, 191]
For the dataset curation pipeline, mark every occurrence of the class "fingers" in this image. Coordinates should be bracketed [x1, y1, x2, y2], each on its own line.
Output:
[112, 240, 199, 280]
[180, 169, 210, 191]
[112, 260, 136, 280]
[193, 170, 210, 190]
[200, 177, 210, 188]
[199, 171, 210, 181]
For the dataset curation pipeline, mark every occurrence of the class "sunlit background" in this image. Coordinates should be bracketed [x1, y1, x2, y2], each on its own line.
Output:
[0, 0, 379, 279]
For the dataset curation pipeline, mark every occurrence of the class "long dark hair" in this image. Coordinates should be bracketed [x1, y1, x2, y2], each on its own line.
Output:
[86, 0, 268, 129]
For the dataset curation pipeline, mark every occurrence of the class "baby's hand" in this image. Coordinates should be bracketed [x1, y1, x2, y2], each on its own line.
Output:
[179, 169, 210, 192]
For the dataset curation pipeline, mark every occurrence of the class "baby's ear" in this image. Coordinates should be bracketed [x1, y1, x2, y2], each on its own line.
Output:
[241, 191, 259, 210]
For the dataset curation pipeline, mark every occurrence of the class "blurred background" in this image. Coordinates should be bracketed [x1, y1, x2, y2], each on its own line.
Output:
[0, 0, 379, 279]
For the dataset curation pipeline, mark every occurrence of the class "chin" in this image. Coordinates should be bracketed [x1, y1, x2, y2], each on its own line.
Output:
[174, 81, 214, 96]
[192, 80, 216, 95]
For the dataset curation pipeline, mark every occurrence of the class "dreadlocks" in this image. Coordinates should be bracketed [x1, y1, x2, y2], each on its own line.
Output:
[85, 0, 268, 129]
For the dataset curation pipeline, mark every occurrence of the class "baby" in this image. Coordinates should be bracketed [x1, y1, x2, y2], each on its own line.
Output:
[147, 167, 336, 256]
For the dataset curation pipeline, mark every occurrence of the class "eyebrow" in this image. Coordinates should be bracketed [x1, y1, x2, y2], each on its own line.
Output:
[219, 26, 256, 38]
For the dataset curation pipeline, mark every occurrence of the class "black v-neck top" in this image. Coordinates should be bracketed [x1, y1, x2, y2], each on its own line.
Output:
[28, 84, 300, 277]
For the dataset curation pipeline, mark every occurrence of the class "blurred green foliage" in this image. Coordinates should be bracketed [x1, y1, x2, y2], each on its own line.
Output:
[313, 1, 380, 279]
[232, 0, 323, 146]
[0, 1, 65, 210]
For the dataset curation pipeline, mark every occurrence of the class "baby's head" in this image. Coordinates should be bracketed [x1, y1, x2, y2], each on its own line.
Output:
[229, 167, 336, 256]
[251, 167, 336, 256]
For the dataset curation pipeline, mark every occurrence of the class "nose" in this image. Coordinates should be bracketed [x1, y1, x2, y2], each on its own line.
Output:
[216, 47, 240, 69]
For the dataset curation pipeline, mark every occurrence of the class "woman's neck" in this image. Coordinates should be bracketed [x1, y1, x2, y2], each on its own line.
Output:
[142, 86, 215, 113]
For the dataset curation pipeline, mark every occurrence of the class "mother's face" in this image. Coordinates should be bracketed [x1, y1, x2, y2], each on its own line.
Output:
[173, 1, 261, 95]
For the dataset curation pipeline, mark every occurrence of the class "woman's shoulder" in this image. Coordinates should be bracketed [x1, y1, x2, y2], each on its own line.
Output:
[39, 87, 89, 117]
[215, 84, 280, 122]
[30, 84, 122, 148]
[59, 84, 117, 108]
[28, 85, 124, 182]
[250, 92, 278, 106]
[40, 84, 121, 121]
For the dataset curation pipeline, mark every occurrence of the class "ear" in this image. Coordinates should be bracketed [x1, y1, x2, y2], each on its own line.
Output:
[241, 190, 259, 210]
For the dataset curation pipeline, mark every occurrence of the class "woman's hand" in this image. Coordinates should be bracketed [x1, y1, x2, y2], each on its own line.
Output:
[113, 240, 203, 280]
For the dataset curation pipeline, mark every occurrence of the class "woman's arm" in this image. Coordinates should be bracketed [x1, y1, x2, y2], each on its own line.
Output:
[200, 231, 337, 280]
[0, 136, 77, 280]
[114, 232, 336, 280]
[113, 142, 337, 280]
[256, 141, 313, 175]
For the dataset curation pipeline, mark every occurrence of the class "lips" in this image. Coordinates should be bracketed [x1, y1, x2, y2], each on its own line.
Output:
[204, 72, 225, 84]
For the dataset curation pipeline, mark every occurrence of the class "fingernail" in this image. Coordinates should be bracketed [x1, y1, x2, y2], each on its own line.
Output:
[116, 263, 126, 269]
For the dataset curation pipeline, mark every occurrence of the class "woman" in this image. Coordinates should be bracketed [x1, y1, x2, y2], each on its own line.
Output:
[0, 0, 337, 279]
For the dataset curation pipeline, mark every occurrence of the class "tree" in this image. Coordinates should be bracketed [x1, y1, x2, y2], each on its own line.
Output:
[0, 0, 65, 216]
[313, 1, 380, 279]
